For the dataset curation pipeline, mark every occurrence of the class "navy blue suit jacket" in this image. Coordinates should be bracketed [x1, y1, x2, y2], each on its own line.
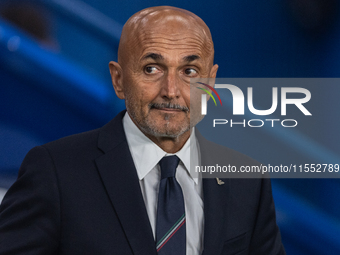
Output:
[0, 111, 285, 254]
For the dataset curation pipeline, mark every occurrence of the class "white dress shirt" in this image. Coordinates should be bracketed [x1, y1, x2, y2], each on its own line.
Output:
[123, 112, 204, 254]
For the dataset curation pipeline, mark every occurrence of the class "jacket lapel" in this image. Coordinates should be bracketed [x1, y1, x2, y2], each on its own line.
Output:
[95, 112, 157, 255]
[197, 130, 229, 255]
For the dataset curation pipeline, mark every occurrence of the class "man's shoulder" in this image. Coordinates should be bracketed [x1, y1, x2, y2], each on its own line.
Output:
[42, 127, 101, 153]
[39, 110, 127, 156]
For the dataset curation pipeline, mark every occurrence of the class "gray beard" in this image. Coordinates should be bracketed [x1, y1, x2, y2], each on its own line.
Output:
[131, 111, 190, 139]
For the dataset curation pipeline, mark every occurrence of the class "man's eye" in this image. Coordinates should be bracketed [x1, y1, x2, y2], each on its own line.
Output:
[145, 66, 159, 74]
[184, 68, 198, 76]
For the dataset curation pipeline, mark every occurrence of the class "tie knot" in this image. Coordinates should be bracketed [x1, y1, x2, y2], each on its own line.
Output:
[159, 155, 180, 179]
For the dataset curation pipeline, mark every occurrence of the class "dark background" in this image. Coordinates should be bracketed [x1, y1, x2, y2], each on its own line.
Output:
[1, 0, 340, 254]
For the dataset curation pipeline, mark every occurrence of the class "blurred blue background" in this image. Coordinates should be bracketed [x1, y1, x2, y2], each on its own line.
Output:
[0, 0, 340, 254]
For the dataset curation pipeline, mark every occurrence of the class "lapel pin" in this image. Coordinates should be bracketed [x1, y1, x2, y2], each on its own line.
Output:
[216, 178, 225, 185]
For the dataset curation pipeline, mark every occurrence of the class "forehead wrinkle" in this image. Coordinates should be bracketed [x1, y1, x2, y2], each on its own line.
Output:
[118, 6, 214, 66]
[140, 26, 209, 43]
[140, 41, 206, 50]
[138, 39, 212, 64]
[136, 11, 214, 54]
[138, 32, 208, 52]
[140, 32, 206, 42]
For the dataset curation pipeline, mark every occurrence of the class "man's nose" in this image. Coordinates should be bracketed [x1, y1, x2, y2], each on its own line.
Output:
[161, 71, 180, 99]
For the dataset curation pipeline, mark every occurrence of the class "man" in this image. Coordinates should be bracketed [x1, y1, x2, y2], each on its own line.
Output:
[0, 6, 285, 255]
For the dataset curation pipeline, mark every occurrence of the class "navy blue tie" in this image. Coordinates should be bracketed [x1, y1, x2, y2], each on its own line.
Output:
[156, 155, 186, 254]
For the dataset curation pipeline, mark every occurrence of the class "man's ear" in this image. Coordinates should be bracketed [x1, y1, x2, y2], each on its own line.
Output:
[210, 64, 219, 78]
[109, 61, 125, 99]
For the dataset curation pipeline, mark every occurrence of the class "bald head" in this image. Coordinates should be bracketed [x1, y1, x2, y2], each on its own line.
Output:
[118, 6, 215, 68]
[109, 6, 218, 150]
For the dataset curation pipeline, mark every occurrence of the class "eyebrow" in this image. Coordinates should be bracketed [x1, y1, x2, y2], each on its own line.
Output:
[183, 55, 200, 62]
[142, 53, 164, 61]
[142, 53, 200, 63]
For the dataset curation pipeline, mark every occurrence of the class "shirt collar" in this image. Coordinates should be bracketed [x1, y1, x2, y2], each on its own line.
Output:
[123, 112, 199, 184]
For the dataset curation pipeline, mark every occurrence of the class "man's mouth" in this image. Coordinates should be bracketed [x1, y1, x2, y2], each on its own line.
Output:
[149, 102, 189, 112]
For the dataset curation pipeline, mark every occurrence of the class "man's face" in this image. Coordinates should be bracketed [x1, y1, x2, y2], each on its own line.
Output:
[111, 13, 218, 140]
